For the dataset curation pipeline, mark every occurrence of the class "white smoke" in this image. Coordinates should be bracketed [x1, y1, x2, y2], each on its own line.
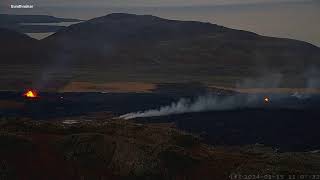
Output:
[291, 92, 310, 100]
[120, 73, 283, 120]
[305, 67, 320, 89]
[119, 94, 263, 119]
[236, 73, 283, 89]
[291, 67, 320, 99]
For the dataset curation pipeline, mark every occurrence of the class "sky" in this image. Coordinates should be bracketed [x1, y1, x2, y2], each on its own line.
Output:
[1, 0, 319, 46]
[0, 0, 314, 7]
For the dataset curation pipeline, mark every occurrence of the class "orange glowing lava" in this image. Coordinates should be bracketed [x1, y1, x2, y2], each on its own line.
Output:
[24, 90, 38, 98]
[264, 97, 270, 103]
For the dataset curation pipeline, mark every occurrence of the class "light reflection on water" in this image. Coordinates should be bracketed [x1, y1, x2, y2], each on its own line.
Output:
[20, 21, 81, 26]
[26, 32, 55, 40]
[23, 21, 81, 39]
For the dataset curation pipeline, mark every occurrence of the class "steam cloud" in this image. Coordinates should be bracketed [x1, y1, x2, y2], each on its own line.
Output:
[120, 71, 319, 119]
[120, 73, 284, 119]
[305, 67, 320, 89]
[120, 94, 261, 119]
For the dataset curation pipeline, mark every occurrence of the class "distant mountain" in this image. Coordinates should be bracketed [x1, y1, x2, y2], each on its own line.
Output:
[0, 14, 81, 33]
[41, 13, 320, 86]
[44, 13, 264, 52]
[1, 13, 320, 89]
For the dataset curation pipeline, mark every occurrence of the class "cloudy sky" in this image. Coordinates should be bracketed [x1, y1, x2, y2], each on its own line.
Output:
[1, 0, 319, 46]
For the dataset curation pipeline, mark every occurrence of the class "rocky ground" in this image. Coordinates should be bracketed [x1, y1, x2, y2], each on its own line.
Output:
[0, 116, 319, 180]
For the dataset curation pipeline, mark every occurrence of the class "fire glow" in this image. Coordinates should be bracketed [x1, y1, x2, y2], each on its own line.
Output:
[23, 90, 38, 98]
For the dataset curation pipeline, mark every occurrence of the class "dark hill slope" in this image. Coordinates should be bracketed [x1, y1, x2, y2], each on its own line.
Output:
[41, 13, 320, 85]
[1, 13, 320, 89]
[1, 118, 320, 179]
[0, 28, 40, 64]
[0, 28, 47, 90]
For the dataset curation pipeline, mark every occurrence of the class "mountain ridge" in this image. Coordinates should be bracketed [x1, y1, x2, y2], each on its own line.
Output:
[1, 13, 320, 89]
[42, 14, 320, 76]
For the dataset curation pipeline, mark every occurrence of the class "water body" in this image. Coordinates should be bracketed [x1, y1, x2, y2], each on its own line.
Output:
[22, 22, 80, 39]
[26, 32, 54, 39]
[20, 21, 80, 26]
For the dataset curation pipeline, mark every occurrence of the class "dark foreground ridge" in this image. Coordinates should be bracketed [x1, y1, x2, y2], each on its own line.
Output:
[1, 118, 320, 180]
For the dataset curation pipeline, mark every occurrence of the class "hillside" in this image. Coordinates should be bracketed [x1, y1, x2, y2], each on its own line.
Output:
[42, 13, 320, 87]
[0, 28, 47, 90]
[1, 118, 320, 179]
[0, 28, 39, 63]
[1, 13, 320, 90]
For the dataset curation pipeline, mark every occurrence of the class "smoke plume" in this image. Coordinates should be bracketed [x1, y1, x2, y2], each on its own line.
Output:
[119, 94, 265, 119]
[120, 73, 283, 120]
[305, 67, 320, 89]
